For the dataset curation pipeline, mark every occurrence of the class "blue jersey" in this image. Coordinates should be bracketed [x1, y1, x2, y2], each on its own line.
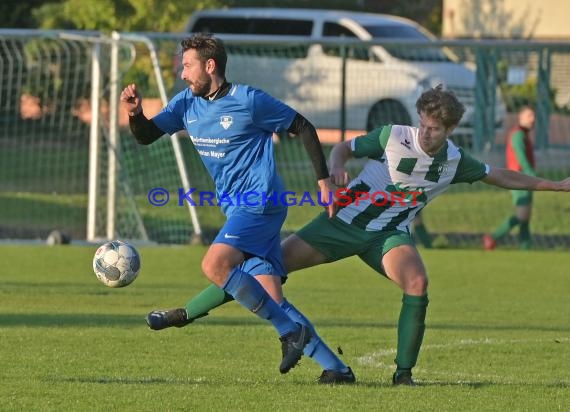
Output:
[152, 84, 296, 216]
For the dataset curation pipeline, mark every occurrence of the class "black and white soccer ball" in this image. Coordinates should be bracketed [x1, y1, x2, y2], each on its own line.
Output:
[93, 240, 141, 288]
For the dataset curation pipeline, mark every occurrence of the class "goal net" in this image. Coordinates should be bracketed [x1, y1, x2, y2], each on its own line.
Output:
[0, 30, 200, 244]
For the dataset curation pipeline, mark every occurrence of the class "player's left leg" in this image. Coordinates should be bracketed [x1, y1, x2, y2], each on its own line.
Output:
[251, 273, 354, 384]
[383, 244, 428, 386]
[279, 298, 355, 384]
[361, 232, 427, 386]
[149, 270, 354, 383]
[254, 237, 354, 384]
[204, 211, 314, 374]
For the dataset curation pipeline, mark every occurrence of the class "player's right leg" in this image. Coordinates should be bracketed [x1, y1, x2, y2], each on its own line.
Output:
[281, 233, 328, 272]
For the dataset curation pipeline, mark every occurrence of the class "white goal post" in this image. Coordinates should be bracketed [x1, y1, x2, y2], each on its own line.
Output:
[0, 29, 202, 243]
[87, 31, 202, 242]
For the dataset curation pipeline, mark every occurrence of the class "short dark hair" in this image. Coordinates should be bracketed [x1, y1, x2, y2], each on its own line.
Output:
[180, 33, 227, 76]
[416, 84, 465, 128]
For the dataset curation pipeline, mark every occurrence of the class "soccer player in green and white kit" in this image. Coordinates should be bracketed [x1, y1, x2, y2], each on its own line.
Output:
[153, 86, 570, 385]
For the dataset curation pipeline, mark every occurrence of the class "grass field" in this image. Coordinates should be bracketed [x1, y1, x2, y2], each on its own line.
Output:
[2, 187, 570, 245]
[1, 245, 569, 411]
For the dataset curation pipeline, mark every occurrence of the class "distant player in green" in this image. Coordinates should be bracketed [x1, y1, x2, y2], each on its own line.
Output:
[153, 87, 570, 385]
[483, 106, 536, 250]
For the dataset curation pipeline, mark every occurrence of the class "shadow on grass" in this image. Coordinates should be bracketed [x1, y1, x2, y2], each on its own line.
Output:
[349, 380, 494, 389]
[0, 313, 144, 327]
[53, 376, 208, 385]
[2, 313, 570, 334]
[405, 380, 570, 389]
[50, 376, 570, 388]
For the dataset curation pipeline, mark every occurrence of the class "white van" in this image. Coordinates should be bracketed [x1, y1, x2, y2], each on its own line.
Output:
[181, 8, 505, 141]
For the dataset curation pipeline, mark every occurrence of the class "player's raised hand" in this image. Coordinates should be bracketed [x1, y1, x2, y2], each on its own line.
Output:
[120, 83, 142, 116]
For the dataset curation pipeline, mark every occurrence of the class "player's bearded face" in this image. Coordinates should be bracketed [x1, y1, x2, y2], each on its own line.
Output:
[181, 50, 212, 98]
[418, 112, 451, 156]
[189, 73, 211, 98]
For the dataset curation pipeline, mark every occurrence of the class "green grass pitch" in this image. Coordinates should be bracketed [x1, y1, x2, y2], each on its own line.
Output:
[1, 245, 568, 411]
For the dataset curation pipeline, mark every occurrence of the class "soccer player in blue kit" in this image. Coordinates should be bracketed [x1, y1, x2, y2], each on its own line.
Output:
[120, 33, 354, 381]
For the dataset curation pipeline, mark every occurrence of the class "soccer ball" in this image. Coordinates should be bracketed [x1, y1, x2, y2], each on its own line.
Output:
[93, 240, 141, 288]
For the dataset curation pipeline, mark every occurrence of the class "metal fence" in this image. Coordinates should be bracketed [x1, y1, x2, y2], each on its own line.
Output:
[1, 30, 569, 248]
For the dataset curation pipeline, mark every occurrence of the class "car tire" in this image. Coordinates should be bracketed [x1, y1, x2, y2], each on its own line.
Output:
[366, 100, 412, 131]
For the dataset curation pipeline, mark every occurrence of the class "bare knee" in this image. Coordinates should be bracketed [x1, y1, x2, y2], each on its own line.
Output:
[201, 257, 229, 286]
[383, 245, 428, 296]
[406, 273, 428, 296]
[200, 256, 220, 279]
[201, 244, 243, 286]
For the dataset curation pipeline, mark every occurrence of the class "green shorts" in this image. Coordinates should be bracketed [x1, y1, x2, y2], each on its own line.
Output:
[511, 190, 533, 206]
[295, 212, 415, 277]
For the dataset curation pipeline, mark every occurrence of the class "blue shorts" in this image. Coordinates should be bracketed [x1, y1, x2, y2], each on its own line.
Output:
[213, 208, 287, 277]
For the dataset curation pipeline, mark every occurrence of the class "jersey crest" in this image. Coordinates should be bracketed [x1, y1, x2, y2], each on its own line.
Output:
[220, 115, 233, 130]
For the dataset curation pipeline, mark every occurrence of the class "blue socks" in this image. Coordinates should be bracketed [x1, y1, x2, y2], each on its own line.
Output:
[222, 267, 296, 337]
[222, 269, 348, 373]
[280, 299, 349, 372]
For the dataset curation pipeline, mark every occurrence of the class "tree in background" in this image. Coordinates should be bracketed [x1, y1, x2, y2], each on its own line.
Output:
[0, 0, 51, 28]
[3, 0, 442, 100]
[2, 0, 442, 35]
[31, 0, 222, 32]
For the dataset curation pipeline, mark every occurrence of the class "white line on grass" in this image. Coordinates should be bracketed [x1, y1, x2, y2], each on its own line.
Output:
[357, 336, 570, 367]
[357, 337, 570, 384]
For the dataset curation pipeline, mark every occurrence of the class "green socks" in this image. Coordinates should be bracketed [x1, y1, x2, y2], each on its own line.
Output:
[519, 221, 531, 249]
[185, 283, 234, 320]
[395, 294, 429, 372]
[492, 215, 519, 240]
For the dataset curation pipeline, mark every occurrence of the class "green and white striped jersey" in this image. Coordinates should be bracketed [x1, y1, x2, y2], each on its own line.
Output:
[337, 125, 489, 232]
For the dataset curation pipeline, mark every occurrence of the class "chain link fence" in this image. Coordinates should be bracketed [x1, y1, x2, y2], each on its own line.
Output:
[1, 30, 569, 248]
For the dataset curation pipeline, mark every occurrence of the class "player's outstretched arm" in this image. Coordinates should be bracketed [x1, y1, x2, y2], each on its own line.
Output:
[482, 167, 570, 191]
